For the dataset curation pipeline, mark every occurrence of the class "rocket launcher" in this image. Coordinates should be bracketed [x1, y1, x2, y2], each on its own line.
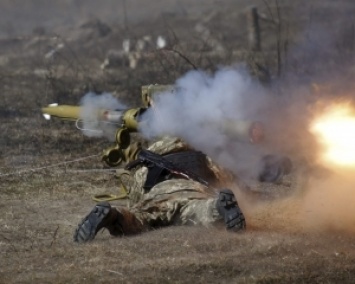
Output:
[42, 103, 147, 167]
[41, 84, 175, 167]
[41, 84, 265, 167]
[42, 103, 145, 131]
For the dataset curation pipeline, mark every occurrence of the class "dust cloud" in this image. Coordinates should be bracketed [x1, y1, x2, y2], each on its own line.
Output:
[302, 169, 355, 234]
[239, 166, 355, 235]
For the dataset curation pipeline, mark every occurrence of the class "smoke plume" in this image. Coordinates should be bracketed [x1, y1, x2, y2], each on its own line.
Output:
[140, 67, 274, 180]
[79, 92, 127, 141]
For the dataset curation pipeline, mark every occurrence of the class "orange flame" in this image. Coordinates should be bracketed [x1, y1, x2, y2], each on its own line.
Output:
[310, 103, 355, 166]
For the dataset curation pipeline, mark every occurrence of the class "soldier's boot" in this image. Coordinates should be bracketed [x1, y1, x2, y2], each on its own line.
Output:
[217, 189, 246, 232]
[73, 202, 144, 243]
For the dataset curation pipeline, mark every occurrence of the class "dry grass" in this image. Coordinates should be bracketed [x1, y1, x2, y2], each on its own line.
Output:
[2, 192, 355, 284]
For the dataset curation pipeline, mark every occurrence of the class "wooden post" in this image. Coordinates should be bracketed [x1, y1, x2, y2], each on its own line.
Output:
[247, 6, 261, 51]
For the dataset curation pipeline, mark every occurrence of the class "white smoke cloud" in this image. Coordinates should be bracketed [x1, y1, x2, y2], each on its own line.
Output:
[140, 66, 274, 179]
[79, 92, 127, 141]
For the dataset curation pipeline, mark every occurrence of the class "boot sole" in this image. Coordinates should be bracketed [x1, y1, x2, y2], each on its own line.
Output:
[217, 189, 246, 232]
[74, 202, 111, 243]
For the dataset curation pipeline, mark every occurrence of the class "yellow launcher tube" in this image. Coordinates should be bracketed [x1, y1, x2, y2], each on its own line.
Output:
[42, 104, 81, 121]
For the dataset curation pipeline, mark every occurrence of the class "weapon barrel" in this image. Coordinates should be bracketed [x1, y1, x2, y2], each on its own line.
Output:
[42, 103, 145, 132]
[42, 104, 125, 122]
[98, 108, 145, 130]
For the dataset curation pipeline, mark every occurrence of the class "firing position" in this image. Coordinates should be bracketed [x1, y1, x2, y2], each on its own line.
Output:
[73, 136, 246, 242]
[41, 85, 291, 242]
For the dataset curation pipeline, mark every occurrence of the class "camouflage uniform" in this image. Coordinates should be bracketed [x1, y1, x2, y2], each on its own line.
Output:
[74, 136, 245, 242]
[124, 136, 237, 229]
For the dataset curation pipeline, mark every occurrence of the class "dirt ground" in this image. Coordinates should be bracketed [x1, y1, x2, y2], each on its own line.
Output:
[2, 1, 355, 283]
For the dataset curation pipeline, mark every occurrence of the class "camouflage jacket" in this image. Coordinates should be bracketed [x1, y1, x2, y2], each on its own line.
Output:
[121, 136, 235, 205]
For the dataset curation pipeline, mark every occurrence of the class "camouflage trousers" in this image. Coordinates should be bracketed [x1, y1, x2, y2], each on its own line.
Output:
[120, 179, 223, 231]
